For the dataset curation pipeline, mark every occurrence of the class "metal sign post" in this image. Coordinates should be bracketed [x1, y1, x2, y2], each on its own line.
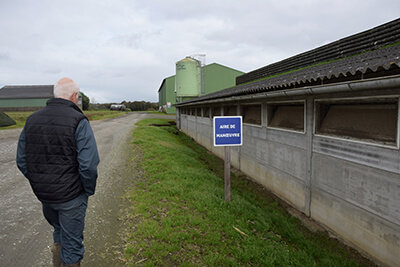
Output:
[213, 116, 243, 202]
[224, 146, 231, 201]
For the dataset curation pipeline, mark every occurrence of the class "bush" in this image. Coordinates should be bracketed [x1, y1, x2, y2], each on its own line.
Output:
[0, 111, 16, 127]
[80, 92, 90, 110]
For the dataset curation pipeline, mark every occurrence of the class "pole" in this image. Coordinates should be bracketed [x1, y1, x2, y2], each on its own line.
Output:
[224, 146, 231, 202]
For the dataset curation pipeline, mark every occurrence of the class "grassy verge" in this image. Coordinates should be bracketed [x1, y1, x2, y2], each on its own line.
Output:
[122, 119, 372, 266]
[134, 110, 175, 116]
[1, 110, 126, 129]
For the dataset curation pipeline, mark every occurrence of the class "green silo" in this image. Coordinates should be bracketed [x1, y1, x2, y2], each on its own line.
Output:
[175, 57, 201, 103]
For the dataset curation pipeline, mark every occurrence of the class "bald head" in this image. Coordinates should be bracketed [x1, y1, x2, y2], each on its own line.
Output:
[54, 78, 80, 103]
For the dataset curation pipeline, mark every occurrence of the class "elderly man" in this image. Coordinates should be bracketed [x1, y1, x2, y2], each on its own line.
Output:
[16, 78, 100, 267]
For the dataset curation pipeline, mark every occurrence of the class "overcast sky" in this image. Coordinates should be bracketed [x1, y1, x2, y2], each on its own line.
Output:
[0, 1, 399, 103]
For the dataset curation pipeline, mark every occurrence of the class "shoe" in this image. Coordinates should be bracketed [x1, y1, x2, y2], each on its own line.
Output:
[51, 243, 61, 267]
[61, 262, 80, 267]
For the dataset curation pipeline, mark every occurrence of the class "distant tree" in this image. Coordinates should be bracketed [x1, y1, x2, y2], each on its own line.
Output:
[120, 101, 159, 111]
[89, 103, 110, 110]
[80, 92, 90, 110]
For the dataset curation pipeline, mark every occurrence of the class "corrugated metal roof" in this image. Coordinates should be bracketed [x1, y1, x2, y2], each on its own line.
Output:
[177, 43, 400, 106]
[0, 85, 54, 99]
[236, 18, 400, 85]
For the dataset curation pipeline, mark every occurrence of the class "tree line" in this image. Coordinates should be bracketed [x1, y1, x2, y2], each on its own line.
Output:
[80, 92, 158, 111]
[121, 101, 158, 111]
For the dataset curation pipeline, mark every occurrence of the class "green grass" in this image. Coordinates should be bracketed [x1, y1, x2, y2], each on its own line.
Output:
[84, 110, 127, 121]
[0, 110, 126, 130]
[123, 119, 372, 266]
[135, 110, 176, 116]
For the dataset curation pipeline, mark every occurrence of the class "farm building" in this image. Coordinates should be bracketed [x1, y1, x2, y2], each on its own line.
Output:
[0, 85, 83, 111]
[0, 85, 54, 111]
[158, 61, 244, 114]
[176, 18, 400, 266]
[203, 63, 245, 95]
[158, 75, 176, 113]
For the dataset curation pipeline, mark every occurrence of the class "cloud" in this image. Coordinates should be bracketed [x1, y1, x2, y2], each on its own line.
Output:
[0, 0, 399, 102]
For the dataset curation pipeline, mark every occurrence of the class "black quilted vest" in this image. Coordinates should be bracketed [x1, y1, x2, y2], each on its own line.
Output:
[24, 98, 87, 203]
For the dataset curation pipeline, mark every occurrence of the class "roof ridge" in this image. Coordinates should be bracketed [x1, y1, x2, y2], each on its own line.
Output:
[3, 84, 53, 88]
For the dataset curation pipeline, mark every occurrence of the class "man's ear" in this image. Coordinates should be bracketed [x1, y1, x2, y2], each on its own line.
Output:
[75, 92, 79, 103]
[69, 92, 78, 103]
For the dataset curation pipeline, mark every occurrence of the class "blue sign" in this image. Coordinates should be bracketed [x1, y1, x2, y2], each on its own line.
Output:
[214, 116, 243, 146]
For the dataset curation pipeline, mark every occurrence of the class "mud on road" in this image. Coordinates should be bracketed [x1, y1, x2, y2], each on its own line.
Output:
[0, 112, 174, 266]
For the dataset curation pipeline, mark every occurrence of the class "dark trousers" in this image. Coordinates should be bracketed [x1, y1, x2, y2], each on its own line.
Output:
[42, 193, 88, 264]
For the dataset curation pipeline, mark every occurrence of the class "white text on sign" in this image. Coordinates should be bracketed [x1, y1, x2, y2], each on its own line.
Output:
[216, 133, 240, 137]
[219, 124, 236, 129]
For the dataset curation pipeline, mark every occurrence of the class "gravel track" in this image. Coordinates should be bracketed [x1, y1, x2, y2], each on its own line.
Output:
[0, 112, 174, 266]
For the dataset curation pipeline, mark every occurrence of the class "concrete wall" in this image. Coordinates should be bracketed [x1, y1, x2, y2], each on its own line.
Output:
[177, 91, 400, 266]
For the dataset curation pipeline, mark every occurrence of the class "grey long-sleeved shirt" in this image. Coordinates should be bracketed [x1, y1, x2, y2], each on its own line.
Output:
[16, 119, 100, 196]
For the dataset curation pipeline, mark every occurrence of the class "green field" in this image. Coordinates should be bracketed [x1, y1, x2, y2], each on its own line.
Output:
[84, 110, 127, 121]
[133, 110, 175, 116]
[122, 119, 372, 266]
[0, 110, 127, 130]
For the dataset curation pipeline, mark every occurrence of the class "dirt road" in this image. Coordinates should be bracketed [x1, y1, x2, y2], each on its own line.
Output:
[0, 112, 173, 266]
